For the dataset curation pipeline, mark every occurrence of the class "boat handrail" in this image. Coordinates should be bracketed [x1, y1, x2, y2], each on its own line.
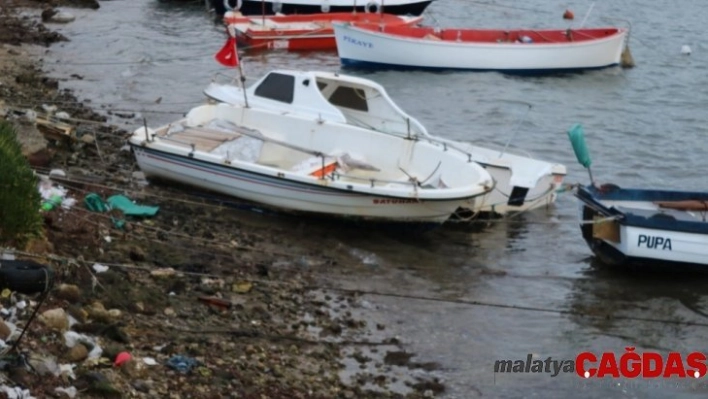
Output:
[328, 171, 421, 189]
[161, 136, 202, 148]
[210, 71, 245, 86]
[467, 140, 536, 159]
[358, 125, 478, 163]
[158, 130, 428, 189]
[221, 125, 454, 189]
[344, 112, 537, 161]
[223, 124, 338, 160]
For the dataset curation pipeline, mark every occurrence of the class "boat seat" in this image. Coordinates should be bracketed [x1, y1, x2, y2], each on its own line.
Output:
[314, 22, 333, 29]
[615, 206, 707, 223]
[337, 168, 409, 188]
[163, 126, 242, 152]
[655, 200, 708, 211]
[256, 141, 312, 169]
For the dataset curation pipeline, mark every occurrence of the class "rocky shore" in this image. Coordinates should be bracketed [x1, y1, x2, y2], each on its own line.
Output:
[0, 1, 444, 398]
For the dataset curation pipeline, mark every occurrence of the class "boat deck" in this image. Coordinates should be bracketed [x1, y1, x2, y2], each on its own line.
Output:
[155, 125, 243, 152]
[618, 206, 708, 222]
[246, 21, 331, 32]
[604, 200, 708, 223]
[153, 120, 407, 184]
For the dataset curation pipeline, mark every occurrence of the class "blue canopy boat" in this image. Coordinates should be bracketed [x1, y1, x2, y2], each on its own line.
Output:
[569, 124, 708, 269]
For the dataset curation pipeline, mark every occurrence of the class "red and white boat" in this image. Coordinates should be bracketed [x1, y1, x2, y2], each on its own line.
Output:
[333, 22, 630, 73]
[223, 10, 423, 51]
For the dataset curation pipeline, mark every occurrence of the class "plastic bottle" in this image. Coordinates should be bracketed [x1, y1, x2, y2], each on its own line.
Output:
[41, 194, 63, 211]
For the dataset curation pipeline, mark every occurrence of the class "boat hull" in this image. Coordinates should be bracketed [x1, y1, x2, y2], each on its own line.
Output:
[230, 14, 422, 51]
[479, 166, 564, 215]
[202, 73, 567, 216]
[577, 186, 708, 270]
[237, 33, 336, 51]
[211, 0, 434, 17]
[130, 145, 473, 225]
[333, 23, 628, 74]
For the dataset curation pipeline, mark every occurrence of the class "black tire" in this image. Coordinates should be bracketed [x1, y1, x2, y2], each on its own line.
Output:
[0, 260, 54, 295]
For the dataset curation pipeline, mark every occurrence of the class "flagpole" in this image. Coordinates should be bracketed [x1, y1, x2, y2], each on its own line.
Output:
[380, 0, 384, 25]
[228, 24, 249, 108]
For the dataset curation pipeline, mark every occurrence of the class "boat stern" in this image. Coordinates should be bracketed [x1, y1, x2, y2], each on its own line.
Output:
[477, 155, 567, 215]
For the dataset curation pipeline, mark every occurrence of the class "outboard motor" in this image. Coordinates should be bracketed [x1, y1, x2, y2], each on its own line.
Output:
[507, 186, 529, 207]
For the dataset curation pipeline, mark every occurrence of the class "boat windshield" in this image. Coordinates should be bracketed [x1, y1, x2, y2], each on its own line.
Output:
[315, 77, 426, 138]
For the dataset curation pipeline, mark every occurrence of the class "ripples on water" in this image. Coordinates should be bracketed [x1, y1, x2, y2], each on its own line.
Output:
[42, 1, 708, 397]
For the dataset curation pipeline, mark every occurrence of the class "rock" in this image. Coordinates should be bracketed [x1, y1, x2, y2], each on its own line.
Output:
[7, 366, 32, 386]
[133, 301, 145, 313]
[66, 343, 89, 362]
[41, 77, 59, 89]
[14, 73, 35, 85]
[151, 268, 176, 278]
[163, 307, 176, 317]
[41, 104, 57, 113]
[57, 283, 81, 303]
[80, 134, 95, 144]
[232, 281, 253, 294]
[55, 111, 71, 120]
[132, 379, 153, 393]
[107, 309, 122, 319]
[87, 302, 112, 323]
[66, 304, 88, 323]
[73, 0, 101, 9]
[39, 308, 69, 331]
[14, 121, 48, 157]
[384, 351, 412, 366]
[120, 359, 146, 378]
[76, 371, 122, 398]
[74, 323, 130, 344]
[0, 320, 13, 340]
[26, 148, 54, 168]
[41, 8, 58, 23]
[48, 11, 77, 24]
[129, 246, 146, 261]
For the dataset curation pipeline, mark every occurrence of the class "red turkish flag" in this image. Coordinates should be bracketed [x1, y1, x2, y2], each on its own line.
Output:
[215, 36, 239, 67]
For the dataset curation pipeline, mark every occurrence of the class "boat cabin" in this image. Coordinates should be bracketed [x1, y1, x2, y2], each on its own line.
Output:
[209, 70, 430, 139]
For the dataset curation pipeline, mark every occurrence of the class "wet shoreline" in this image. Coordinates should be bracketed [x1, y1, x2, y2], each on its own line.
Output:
[0, 2, 445, 397]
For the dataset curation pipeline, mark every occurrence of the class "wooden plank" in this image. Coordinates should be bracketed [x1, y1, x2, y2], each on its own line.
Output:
[35, 116, 75, 142]
[593, 216, 620, 243]
[656, 200, 708, 211]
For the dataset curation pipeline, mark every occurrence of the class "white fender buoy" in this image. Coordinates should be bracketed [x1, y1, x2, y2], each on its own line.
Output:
[681, 45, 692, 55]
[321, 0, 331, 13]
[224, 0, 242, 11]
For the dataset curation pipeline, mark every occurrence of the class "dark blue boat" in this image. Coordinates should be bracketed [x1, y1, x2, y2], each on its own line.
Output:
[568, 124, 708, 270]
[209, 0, 435, 17]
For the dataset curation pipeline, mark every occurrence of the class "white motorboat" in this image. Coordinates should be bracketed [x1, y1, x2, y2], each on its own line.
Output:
[204, 69, 567, 216]
[128, 101, 494, 226]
